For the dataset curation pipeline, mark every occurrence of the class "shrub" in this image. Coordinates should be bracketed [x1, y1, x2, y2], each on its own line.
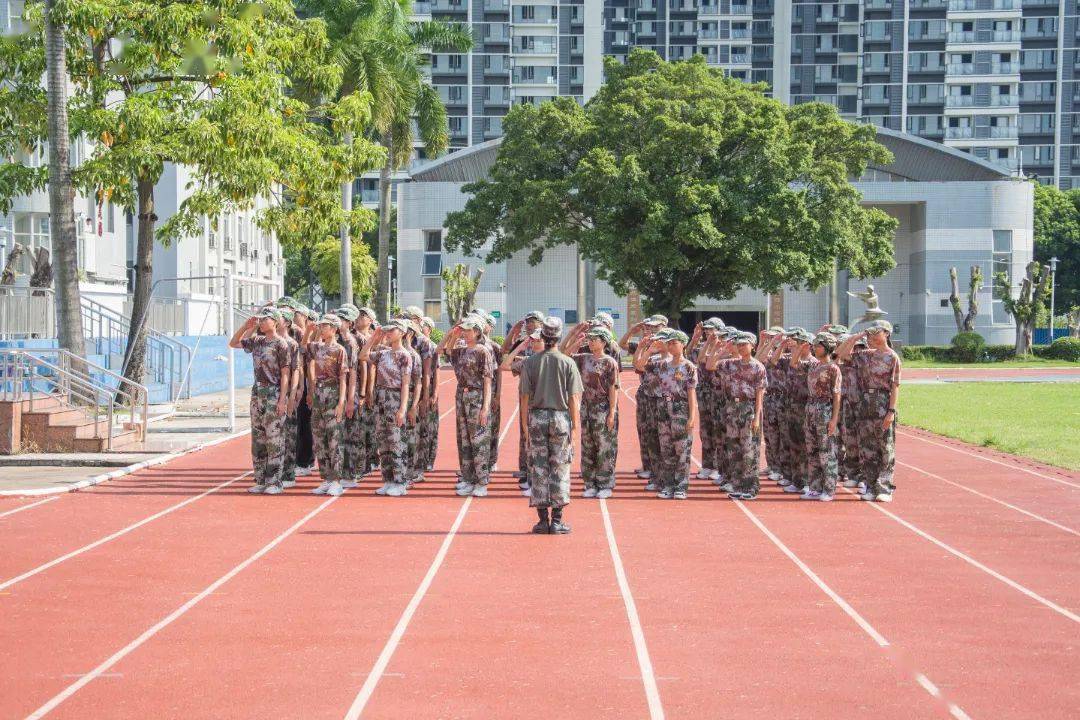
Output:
[950, 331, 986, 362]
[1043, 337, 1080, 362]
[492, 335, 505, 346]
[429, 327, 445, 345]
[901, 345, 927, 361]
[983, 344, 1016, 362]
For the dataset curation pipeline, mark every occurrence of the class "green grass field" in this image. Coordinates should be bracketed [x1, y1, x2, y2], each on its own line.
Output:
[903, 356, 1080, 369]
[899, 382, 1080, 470]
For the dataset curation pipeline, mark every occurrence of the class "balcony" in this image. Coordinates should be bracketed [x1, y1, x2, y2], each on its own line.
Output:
[513, 9, 557, 24]
[946, 62, 1018, 75]
[482, 25, 511, 42]
[948, 31, 975, 42]
[990, 94, 1018, 106]
[512, 69, 557, 85]
[515, 38, 557, 54]
[910, 0, 948, 6]
[945, 94, 975, 107]
[701, 28, 719, 39]
[700, 4, 720, 15]
[483, 0, 509, 10]
[730, 53, 750, 64]
[945, 127, 973, 139]
[431, 0, 465, 11]
[731, 28, 749, 38]
[990, 126, 1018, 138]
[950, 0, 1021, 8]
[865, 0, 890, 8]
[730, 2, 750, 14]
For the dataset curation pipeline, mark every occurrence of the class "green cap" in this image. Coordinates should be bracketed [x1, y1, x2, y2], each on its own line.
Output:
[255, 306, 281, 321]
[666, 330, 690, 345]
[275, 296, 300, 310]
[586, 326, 614, 342]
[734, 332, 756, 345]
[317, 313, 341, 327]
[334, 306, 360, 322]
[866, 319, 893, 334]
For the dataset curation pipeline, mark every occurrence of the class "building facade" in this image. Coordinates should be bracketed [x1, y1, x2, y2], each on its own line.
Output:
[397, 127, 1033, 346]
[422, 0, 1078, 188]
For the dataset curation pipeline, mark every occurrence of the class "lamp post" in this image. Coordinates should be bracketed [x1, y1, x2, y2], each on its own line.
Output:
[1049, 256, 1059, 340]
[387, 255, 395, 317]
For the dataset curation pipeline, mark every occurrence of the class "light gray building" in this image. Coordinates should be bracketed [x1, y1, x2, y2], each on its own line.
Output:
[397, 126, 1032, 346]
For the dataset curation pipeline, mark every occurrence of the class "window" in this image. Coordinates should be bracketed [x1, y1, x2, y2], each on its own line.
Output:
[423, 274, 442, 321]
[423, 230, 442, 276]
[992, 230, 1012, 324]
[424, 230, 442, 253]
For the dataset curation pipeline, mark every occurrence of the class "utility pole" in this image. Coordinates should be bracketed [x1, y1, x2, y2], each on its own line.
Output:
[1049, 256, 1059, 340]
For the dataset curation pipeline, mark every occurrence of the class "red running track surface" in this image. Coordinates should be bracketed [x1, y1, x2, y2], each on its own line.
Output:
[2, 370, 1077, 719]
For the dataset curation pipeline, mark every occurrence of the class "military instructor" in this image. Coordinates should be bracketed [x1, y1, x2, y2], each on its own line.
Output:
[520, 317, 583, 535]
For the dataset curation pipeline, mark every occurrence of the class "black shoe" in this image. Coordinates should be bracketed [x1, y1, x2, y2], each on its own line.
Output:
[532, 520, 551, 534]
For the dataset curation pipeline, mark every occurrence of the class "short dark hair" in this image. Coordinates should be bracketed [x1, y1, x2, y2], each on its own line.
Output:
[543, 337, 558, 350]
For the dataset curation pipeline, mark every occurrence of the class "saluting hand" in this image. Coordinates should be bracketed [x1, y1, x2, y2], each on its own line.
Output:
[334, 403, 344, 422]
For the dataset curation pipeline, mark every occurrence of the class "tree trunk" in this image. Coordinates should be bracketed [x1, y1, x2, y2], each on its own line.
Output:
[1, 244, 24, 285]
[375, 131, 393, 322]
[339, 131, 354, 305]
[949, 266, 982, 333]
[123, 176, 155, 391]
[44, 0, 86, 364]
[1069, 308, 1080, 339]
[948, 267, 965, 332]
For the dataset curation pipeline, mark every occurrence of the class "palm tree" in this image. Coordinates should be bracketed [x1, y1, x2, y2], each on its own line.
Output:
[296, 0, 471, 316]
[43, 0, 87, 364]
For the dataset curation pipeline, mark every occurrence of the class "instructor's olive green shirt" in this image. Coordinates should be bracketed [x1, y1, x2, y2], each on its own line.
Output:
[520, 349, 583, 410]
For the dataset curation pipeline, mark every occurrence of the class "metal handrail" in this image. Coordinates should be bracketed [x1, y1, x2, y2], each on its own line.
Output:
[0, 348, 149, 450]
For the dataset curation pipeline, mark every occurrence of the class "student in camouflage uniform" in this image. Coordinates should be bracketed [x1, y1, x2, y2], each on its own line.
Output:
[418, 315, 440, 472]
[837, 320, 902, 502]
[403, 308, 439, 482]
[359, 319, 415, 496]
[501, 327, 545, 496]
[354, 307, 380, 478]
[331, 306, 362, 485]
[520, 317, 583, 534]
[779, 328, 815, 494]
[306, 314, 348, 496]
[690, 319, 721, 482]
[837, 333, 865, 489]
[438, 316, 495, 497]
[504, 311, 545, 486]
[566, 326, 621, 498]
[475, 310, 504, 460]
[623, 315, 668, 488]
[755, 327, 785, 483]
[704, 331, 767, 499]
[763, 331, 791, 486]
[638, 329, 698, 499]
[275, 308, 302, 488]
[803, 333, 842, 501]
[398, 316, 424, 486]
[230, 307, 292, 494]
[706, 327, 740, 489]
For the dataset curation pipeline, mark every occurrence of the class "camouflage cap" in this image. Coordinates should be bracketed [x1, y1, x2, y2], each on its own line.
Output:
[403, 305, 424, 321]
[702, 317, 725, 330]
[254, 306, 281, 321]
[666, 330, 690, 345]
[784, 326, 807, 337]
[734, 331, 757, 345]
[278, 307, 295, 322]
[384, 318, 411, 334]
[586, 326, 614, 342]
[334, 306, 359, 322]
[866, 319, 894, 335]
[304, 307, 320, 321]
[651, 328, 673, 342]
[813, 331, 838, 349]
[459, 316, 486, 332]
[593, 312, 615, 329]
[421, 316, 435, 330]
[540, 316, 563, 339]
[317, 313, 341, 327]
[523, 310, 545, 323]
[357, 307, 377, 321]
[644, 314, 669, 327]
[789, 328, 814, 343]
[275, 296, 301, 310]
[825, 324, 849, 336]
[767, 325, 785, 334]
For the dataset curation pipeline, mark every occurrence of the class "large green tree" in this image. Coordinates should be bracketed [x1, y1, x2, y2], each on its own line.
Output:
[445, 50, 898, 319]
[1033, 182, 1080, 317]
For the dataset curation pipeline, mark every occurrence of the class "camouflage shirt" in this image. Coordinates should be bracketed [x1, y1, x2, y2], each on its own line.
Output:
[338, 330, 360, 371]
[282, 333, 300, 371]
[639, 353, 667, 397]
[838, 358, 859, 401]
[715, 357, 768, 400]
[413, 335, 438, 377]
[451, 344, 495, 389]
[765, 354, 790, 398]
[241, 334, 291, 387]
[307, 340, 347, 384]
[807, 361, 842, 401]
[484, 337, 504, 393]
[649, 358, 698, 400]
[787, 357, 817, 405]
[852, 347, 902, 392]
[405, 346, 422, 396]
[573, 353, 621, 405]
[371, 347, 415, 390]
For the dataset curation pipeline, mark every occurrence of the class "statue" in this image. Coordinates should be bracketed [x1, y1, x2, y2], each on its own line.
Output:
[847, 284, 888, 324]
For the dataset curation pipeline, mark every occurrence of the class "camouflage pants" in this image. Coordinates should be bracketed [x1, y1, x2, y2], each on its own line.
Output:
[581, 402, 618, 490]
[341, 398, 367, 481]
[310, 383, 344, 482]
[373, 387, 408, 486]
[518, 424, 528, 474]
[783, 403, 809, 489]
[763, 395, 784, 475]
[281, 408, 298, 483]
[636, 390, 660, 474]
[250, 386, 287, 488]
[713, 398, 730, 477]
[859, 392, 896, 496]
[416, 397, 440, 472]
[655, 398, 692, 493]
[527, 408, 572, 508]
[456, 388, 492, 486]
[720, 400, 759, 495]
[840, 400, 862, 486]
[404, 413, 420, 481]
[804, 400, 838, 496]
[698, 383, 717, 469]
[489, 381, 502, 459]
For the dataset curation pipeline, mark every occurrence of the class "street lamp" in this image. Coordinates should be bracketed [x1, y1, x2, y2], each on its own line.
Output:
[1049, 256, 1059, 340]
[387, 255, 395, 314]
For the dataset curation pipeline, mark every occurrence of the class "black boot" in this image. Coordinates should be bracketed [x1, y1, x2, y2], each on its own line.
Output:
[549, 506, 571, 534]
[532, 508, 550, 534]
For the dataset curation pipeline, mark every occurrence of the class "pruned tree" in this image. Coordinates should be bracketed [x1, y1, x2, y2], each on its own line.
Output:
[948, 265, 982, 332]
[1, 244, 24, 286]
[29, 247, 53, 290]
[994, 261, 1052, 355]
[441, 263, 484, 325]
[1069, 307, 1080, 339]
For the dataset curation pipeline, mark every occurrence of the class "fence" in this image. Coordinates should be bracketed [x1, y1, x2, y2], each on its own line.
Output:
[0, 288, 55, 339]
[1034, 328, 1073, 345]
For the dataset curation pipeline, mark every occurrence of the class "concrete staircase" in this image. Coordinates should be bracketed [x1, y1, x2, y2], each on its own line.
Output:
[14, 395, 142, 453]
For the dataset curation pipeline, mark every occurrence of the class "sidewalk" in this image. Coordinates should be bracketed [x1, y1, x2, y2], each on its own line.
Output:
[0, 387, 252, 496]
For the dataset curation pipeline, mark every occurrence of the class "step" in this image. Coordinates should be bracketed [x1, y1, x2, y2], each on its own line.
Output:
[70, 428, 141, 453]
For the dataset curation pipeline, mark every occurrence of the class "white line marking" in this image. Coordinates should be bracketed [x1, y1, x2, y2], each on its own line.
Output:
[898, 460, 1079, 537]
[733, 500, 972, 719]
[490, 406, 520, 472]
[897, 430, 1080, 489]
[25, 495, 338, 719]
[0, 472, 250, 593]
[599, 499, 665, 720]
[0, 496, 58, 519]
[841, 487, 1080, 624]
[343, 497, 473, 720]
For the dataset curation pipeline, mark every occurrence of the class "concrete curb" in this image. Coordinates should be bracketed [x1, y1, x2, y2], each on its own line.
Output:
[0, 429, 252, 497]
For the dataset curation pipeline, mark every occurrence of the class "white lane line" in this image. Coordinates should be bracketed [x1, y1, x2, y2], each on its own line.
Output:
[897, 430, 1080, 489]
[0, 472, 250, 593]
[841, 487, 1080, 624]
[25, 495, 338, 719]
[343, 496, 473, 720]
[733, 500, 972, 720]
[898, 460, 1079, 538]
[0, 496, 59, 519]
[599, 499, 665, 720]
[490, 405, 520, 473]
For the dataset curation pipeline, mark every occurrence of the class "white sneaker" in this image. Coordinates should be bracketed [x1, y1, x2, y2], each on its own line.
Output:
[657, 489, 674, 499]
[712, 473, 725, 486]
[312, 481, 331, 495]
[860, 491, 876, 501]
[326, 481, 344, 497]
[281, 479, 297, 489]
[709, 470, 721, 482]
[768, 471, 782, 482]
[471, 485, 488, 498]
[264, 484, 283, 495]
[673, 491, 688, 500]
[800, 490, 821, 500]
[456, 483, 475, 496]
[597, 488, 613, 499]
[644, 481, 658, 491]
[521, 487, 532, 497]
[583, 487, 598, 498]
[818, 493, 834, 502]
[718, 481, 734, 493]
[247, 484, 266, 494]
[842, 479, 859, 488]
[518, 479, 530, 490]
[697, 468, 713, 480]
[411, 474, 425, 484]
[296, 466, 313, 477]
[455, 479, 470, 491]
[340, 479, 359, 489]
[783, 484, 802, 493]
[375, 482, 391, 496]
[777, 477, 791, 487]
[876, 493, 893, 503]
[857, 482, 866, 494]
[387, 484, 407, 497]
[636, 470, 653, 479]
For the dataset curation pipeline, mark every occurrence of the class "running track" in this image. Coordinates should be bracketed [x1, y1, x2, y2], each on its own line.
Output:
[1, 370, 1076, 719]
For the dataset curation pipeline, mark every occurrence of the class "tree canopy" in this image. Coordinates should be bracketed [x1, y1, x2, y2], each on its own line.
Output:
[445, 49, 899, 318]
[1033, 182, 1080, 314]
